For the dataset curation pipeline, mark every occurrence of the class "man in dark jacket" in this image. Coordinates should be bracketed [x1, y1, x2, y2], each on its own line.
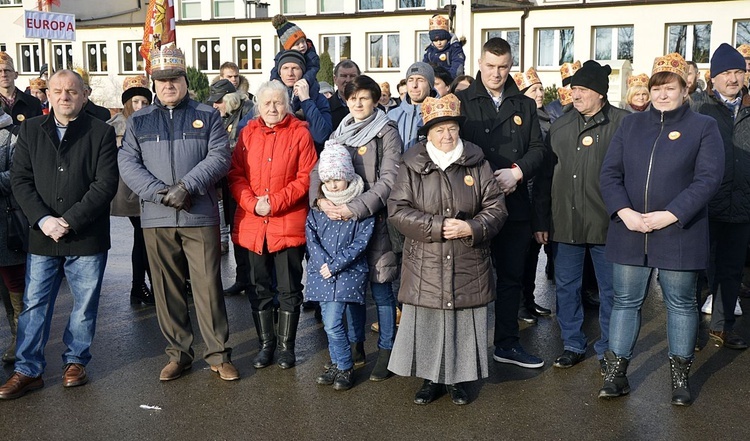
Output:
[455, 37, 547, 369]
[329, 60, 360, 129]
[0, 70, 118, 400]
[534, 60, 629, 371]
[119, 46, 239, 382]
[0, 51, 42, 134]
[691, 43, 750, 350]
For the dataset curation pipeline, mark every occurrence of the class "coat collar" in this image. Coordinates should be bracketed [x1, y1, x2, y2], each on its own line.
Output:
[154, 93, 191, 111]
[404, 139, 485, 174]
[40, 108, 91, 145]
[464, 71, 521, 102]
[647, 101, 692, 124]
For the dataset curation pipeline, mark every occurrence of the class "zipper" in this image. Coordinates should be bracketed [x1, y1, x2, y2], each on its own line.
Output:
[643, 111, 665, 255]
[169, 108, 179, 225]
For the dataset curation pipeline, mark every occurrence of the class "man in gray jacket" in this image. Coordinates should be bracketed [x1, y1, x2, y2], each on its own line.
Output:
[119, 46, 238, 382]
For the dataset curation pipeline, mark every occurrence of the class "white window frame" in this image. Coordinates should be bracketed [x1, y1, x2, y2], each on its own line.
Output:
[486, 29, 520, 67]
[282, 0, 305, 14]
[398, 0, 424, 9]
[735, 19, 750, 45]
[213, 0, 234, 19]
[86, 42, 108, 74]
[181, 0, 202, 20]
[195, 38, 221, 72]
[18, 43, 41, 74]
[120, 41, 145, 74]
[52, 42, 73, 71]
[593, 25, 634, 63]
[321, 34, 351, 65]
[666, 23, 711, 64]
[536, 27, 574, 68]
[416, 31, 430, 62]
[358, 0, 383, 11]
[367, 32, 400, 71]
[235, 37, 262, 71]
[320, 0, 344, 13]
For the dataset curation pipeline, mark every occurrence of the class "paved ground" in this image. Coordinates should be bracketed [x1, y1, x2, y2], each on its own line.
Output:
[0, 217, 748, 440]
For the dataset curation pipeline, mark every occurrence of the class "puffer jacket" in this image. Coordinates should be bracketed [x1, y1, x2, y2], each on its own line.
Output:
[387, 95, 423, 151]
[422, 36, 466, 78]
[388, 140, 507, 310]
[691, 90, 750, 223]
[119, 95, 231, 228]
[304, 210, 374, 304]
[229, 114, 317, 255]
[309, 119, 402, 283]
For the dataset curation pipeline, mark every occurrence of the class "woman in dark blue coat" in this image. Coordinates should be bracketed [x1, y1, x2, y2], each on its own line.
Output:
[598, 53, 724, 406]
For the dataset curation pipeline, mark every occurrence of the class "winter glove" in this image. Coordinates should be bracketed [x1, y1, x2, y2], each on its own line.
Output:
[157, 182, 192, 212]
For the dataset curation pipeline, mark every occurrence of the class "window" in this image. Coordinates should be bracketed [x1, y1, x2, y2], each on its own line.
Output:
[320, 0, 344, 12]
[735, 20, 750, 45]
[593, 26, 633, 63]
[181, 0, 201, 20]
[195, 39, 221, 71]
[235, 37, 262, 70]
[417, 31, 430, 61]
[359, 0, 383, 10]
[537, 28, 574, 67]
[52, 43, 73, 71]
[321, 34, 351, 65]
[86, 42, 108, 73]
[486, 29, 520, 66]
[0, 0, 22, 6]
[213, 0, 234, 18]
[667, 23, 711, 63]
[121, 41, 145, 73]
[399, 0, 424, 8]
[368, 33, 399, 70]
[18, 43, 41, 74]
[283, 0, 305, 14]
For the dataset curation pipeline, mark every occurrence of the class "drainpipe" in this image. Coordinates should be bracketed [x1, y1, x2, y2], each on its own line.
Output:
[520, 7, 529, 71]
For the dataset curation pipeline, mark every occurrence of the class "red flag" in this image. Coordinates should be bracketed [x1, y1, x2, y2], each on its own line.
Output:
[141, 0, 176, 74]
[37, 0, 61, 12]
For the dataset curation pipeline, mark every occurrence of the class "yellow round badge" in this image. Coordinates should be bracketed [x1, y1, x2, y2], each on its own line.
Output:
[464, 175, 475, 186]
[668, 131, 681, 140]
[358, 146, 367, 156]
[513, 115, 522, 126]
[439, 54, 447, 61]
[582, 136, 594, 146]
[192, 119, 204, 129]
[227, 124, 233, 133]
[16, 114, 25, 122]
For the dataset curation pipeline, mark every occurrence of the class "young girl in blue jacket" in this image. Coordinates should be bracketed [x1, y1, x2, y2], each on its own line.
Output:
[305, 140, 374, 391]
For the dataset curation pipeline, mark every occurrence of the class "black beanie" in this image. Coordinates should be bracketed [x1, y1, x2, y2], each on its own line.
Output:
[276, 50, 306, 73]
[570, 60, 612, 96]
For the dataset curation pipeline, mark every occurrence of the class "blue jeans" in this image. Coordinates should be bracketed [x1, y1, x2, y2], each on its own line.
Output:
[609, 263, 698, 359]
[345, 281, 397, 350]
[553, 243, 613, 358]
[321, 301, 353, 370]
[15, 252, 108, 378]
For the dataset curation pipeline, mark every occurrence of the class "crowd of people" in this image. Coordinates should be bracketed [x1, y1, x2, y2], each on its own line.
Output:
[0, 12, 749, 408]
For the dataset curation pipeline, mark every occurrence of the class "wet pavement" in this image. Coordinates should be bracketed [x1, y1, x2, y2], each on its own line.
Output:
[1, 217, 748, 440]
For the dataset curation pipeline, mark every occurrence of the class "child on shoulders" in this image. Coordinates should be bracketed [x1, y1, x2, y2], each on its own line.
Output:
[422, 14, 466, 79]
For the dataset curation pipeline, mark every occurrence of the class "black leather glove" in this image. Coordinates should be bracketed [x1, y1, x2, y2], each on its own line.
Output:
[159, 182, 192, 212]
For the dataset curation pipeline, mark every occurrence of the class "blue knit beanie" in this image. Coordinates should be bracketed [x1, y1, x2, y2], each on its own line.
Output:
[710, 43, 747, 78]
[429, 29, 451, 42]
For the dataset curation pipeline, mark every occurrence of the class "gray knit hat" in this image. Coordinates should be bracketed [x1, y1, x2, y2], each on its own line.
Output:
[405, 62, 435, 90]
[318, 140, 356, 182]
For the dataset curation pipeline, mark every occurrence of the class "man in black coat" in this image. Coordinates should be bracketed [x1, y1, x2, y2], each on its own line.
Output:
[0, 51, 42, 134]
[456, 37, 547, 369]
[328, 60, 360, 129]
[0, 69, 118, 400]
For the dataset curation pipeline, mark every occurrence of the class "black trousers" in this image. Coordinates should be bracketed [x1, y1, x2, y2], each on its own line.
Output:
[128, 216, 151, 288]
[246, 244, 305, 313]
[492, 220, 532, 348]
[708, 220, 750, 332]
[222, 180, 249, 285]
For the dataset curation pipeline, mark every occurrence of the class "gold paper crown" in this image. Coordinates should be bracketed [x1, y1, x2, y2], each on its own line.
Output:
[429, 15, 450, 32]
[0, 51, 14, 70]
[123, 75, 149, 91]
[421, 93, 461, 125]
[150, 46, 186, 74]
[74, 67, 90, 86]
[652, 53, 688, 83]
[627, 73, 650, 89]
[513, 67, 541, 91]
[29, 77, 47, 90]
[558, 87, 573, 106]
[738, 44, 750, 59]
[380, 82, 391, 97]
[560, 61, 581, 80]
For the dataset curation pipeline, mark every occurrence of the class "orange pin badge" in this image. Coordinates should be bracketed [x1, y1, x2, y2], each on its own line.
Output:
[17, 114, 24, 122]
[358, 146, 367, 156]
[192, 119, 204, 129]
[582, 136, 594, 146]
[513, 115, 522, 126]
[464, 175, 475, 186]
[668, 131, 681, 140]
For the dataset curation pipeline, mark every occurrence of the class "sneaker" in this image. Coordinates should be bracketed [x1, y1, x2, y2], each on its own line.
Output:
[493, 346, 544, 369]
[518, 307, 538, 324]
[316, 364, 338, 385]
[701, 294, 712, 314]
[553, 350, 585, 368]
[735, 298, 742, 316]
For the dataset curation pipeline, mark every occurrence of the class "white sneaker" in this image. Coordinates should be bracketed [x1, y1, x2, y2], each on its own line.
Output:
[735, 298, 743, 316]
[701, 294, 713, 314]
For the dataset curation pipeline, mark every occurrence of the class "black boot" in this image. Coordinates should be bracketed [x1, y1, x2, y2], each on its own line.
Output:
[351, 342, 366, 367]
[251, 310, 276, 369]
[598, 350, 630, 398]
[277, 311, 300, 369]
[130, 283, 155, 305]
[669, 355, 693, 406]
[223, 281, 247, 297]
[369, 348, 392, 381]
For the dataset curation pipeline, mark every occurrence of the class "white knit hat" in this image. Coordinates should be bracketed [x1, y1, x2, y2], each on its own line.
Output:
[318, 140, 355, 182]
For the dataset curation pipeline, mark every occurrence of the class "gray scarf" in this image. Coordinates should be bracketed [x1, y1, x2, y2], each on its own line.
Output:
[332, 108, 391, 147]
[322, 175, 364, 206]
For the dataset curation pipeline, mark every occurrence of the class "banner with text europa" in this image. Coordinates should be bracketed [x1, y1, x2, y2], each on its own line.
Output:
[24, 10, 76, 41]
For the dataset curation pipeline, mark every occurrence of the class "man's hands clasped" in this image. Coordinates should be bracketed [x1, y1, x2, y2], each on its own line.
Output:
[158, 182, 192, 212]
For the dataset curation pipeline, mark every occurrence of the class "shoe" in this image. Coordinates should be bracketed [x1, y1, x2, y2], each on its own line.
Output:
[414, 379, 442, 405]
[669, 355, 693, 406]
[369, 349, 392, 381]
[351, 342, 366, 367]
[316, 364, 338, 385]
[370, 321, 380, 333]
[599, 358, 606, 376]
[735, 298, 742, 316]
[62, 363, 88, 387]
[251, 310, 276, 369]
[223, 282, 247, 297]
[159, 361, 191, 381]
[446, 383, 469, 405]
[493, 346, 544, 368]
[276, 310, 300, 369]
[220, 242, 229, 255]
[701, 294, 712, 314]
[532, 303, 552, 316]
[518, 307, 538, 324]
[598, 350, 630, 399]
[708, 330, 748, 350]
[130, 283, 155, 305]
[553, 350, 585, 368]
[211, 362, 240, 381]
[0, 372, 44, 400]
[333, 369, 353, 391]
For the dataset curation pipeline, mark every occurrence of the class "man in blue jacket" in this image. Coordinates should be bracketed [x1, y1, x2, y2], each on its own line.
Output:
[388, 62, 434, 151]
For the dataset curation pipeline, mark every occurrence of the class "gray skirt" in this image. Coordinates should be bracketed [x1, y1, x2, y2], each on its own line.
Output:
[388, 303, 489, 384]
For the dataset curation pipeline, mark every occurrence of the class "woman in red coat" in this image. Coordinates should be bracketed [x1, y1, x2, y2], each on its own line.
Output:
[228, 80, 318, 371]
